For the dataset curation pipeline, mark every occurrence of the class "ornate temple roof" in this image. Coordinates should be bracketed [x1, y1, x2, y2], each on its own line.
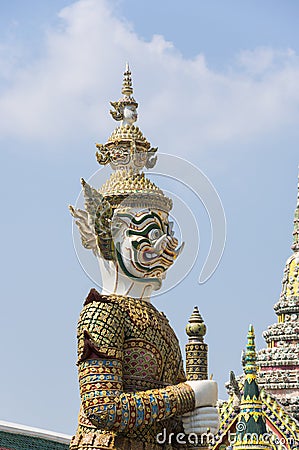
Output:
[212, 326, 299, 450]
[213, 178, 299, 450]
[0, 420, 71, 449]
[213, 386, 299, 450]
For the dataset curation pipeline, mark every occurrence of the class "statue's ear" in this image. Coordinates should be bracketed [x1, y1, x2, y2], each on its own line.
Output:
[81, 179, 115, 261]
[95, 200, 115, 261]
[109, 101, 123, 121]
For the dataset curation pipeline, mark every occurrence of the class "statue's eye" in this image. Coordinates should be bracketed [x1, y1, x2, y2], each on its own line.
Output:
[148, 228, 163, 241]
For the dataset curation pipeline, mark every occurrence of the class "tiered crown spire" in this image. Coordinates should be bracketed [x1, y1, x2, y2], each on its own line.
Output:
[93, 64, 171, 212]
[233, 326, 271, 450]
[96, 64, 159, 175]
[121, 62, 134, 97]
[110, 62, 138, 122]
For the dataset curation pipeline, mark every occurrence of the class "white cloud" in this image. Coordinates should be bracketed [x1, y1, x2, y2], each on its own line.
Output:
[237, 47, 296, 75]
[1, 0, 299, 155]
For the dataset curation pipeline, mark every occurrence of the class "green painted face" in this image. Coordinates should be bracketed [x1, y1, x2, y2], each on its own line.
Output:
[112, 208, 183, 286]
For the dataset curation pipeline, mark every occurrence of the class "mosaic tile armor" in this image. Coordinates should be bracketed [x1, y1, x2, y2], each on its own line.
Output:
[69, 290, 195, 449]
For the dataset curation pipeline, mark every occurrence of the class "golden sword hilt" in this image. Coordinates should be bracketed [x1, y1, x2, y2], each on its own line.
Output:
[185, 306, 209, 449]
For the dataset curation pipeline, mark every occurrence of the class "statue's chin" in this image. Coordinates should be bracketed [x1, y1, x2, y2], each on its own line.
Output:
[119, 267, 163, 290]
[97, 256, 164, 298]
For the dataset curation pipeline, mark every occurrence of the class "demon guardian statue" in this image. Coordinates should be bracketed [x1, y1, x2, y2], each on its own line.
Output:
[69, 64, 219, 450]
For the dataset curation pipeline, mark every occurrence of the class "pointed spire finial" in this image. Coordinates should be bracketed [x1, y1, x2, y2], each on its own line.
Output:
[186, 306, 207, 339]
[185, 306, 208, 380]
[121, 62, 134, 97]
[244, 324, 257, 378]
[291, 170, 299, 252]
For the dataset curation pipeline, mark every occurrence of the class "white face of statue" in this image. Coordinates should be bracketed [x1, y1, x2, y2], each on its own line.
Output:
[111, 207, 183, 289]
[122, 105, 138, 126]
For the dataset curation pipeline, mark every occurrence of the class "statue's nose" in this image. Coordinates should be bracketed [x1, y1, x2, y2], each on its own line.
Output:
[153, 234, 167, 255]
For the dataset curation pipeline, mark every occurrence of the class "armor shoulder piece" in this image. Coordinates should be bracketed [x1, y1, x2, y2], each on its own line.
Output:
[77, 293, 125, 363]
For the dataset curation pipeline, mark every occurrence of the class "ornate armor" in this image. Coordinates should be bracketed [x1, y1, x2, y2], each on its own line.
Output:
[69, 290, 195, 449]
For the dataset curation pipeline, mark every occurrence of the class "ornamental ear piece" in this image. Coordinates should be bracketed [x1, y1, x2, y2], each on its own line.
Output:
[69, 179, 115, 260]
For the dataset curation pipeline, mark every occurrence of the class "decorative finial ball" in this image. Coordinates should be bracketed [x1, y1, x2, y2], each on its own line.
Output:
[185, 306, 207, 337]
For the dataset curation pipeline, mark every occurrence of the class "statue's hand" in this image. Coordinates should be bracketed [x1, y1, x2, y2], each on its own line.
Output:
[183, 381, 219, 435]
[185, 380, 218, 408]
[182, 406, 219, 435]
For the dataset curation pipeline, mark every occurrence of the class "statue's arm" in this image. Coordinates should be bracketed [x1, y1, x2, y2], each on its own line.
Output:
[79, 358, 195, 431]
[77, 300, 195, 432]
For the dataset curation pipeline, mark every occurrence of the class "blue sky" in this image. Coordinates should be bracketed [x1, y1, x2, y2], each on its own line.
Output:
[0, 0, 298, 436]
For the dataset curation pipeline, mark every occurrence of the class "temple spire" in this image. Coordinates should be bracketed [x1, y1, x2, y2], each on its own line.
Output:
[291, 172, 299, 252]
[233, 325, 271, 450]
[257, 173, 299, 420]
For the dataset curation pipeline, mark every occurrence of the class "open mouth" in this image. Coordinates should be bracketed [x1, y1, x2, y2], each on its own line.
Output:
[140, 246, 175, 267]
[142, 249, 159, 263]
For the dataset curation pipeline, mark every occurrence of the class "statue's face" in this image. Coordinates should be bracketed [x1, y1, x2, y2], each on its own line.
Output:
[112, 208, 183, 286]
[122, 105, 138, 125]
